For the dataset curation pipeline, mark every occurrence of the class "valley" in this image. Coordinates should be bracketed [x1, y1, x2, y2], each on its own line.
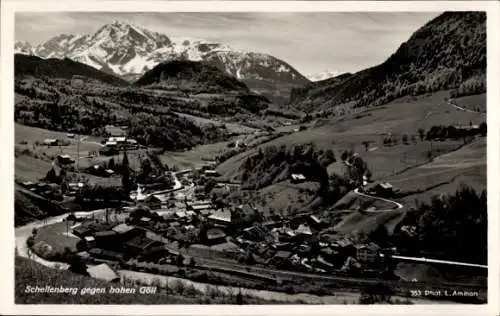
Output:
[13, 11, 487, 305]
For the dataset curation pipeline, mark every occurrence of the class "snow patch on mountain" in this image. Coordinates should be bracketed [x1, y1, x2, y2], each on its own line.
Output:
[306, 70, 340, 82]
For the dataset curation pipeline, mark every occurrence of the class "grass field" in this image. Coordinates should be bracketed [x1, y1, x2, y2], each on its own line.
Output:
[15, 154, 53, 182]
[388, 137, 486, 203]
[33, 221, 80, 255]
[452, 93, 486, 113]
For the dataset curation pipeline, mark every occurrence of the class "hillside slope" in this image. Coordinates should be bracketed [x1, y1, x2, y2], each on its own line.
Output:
[135, 60, 249, 93]
[14, 54, 129, 86]
[289, 12, 486, 112]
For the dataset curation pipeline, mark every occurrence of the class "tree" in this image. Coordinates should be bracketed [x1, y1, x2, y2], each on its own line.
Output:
[402, 134, 409, 145]
[479, 122, 487, 137]
[341, 150, 349, 161]
[122, 151, 129, 167]
[108, 158, 116, 170]
[176, 254, 185, 267]
[189, 257, 196, 267]
[362, 141, 370, 152]
[418, 128, 425, 141]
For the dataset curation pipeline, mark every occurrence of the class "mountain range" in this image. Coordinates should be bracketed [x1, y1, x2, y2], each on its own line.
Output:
[15, 20, 309, 105]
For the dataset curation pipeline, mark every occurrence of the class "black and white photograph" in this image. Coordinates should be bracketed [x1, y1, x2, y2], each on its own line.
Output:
[1, 0, 499, 314]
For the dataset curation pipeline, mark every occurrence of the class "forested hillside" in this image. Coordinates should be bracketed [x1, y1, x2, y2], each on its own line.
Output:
[289, 12, 486, 112]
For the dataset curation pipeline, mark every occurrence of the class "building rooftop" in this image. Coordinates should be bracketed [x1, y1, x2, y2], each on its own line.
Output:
[208, 209, 231, 223]
[378, 182, 393, 189]
[87, 263, 119, 282]
[291, 173, 306, 180]
[206, 228, 226, 240]
[112, 223, 135, 234]
[125, 235, 158, 250]
[296, 224, 312, 235]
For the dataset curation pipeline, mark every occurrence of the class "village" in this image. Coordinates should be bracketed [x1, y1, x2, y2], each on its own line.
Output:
[19, 123, 406, 287]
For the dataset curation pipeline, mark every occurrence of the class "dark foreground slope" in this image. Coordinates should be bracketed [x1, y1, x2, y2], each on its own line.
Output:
[14, 54, 129, 86]
[289, 12, 486, 112]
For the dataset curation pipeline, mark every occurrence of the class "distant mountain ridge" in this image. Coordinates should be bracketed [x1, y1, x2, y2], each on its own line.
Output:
[289, 12, 486, 112]
[14, 54, 129, 86]
[15, 20, 309, 105]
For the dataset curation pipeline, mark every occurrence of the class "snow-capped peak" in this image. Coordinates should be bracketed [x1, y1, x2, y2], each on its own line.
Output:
[15, 20, 310, 104]
[306, 70, 340, 82]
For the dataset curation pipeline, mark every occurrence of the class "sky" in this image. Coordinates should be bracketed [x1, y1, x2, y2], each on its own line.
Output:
[15, 12, 441, 76]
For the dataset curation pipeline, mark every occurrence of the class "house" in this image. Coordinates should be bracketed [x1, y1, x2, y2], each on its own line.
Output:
[140, 217, 152, 225]
[203, 170, 219, 177]
[208, 209, 232, 226]
[124, 235, 165, 256]
[56, 154, 75, 166]
[356, 243, 380, 263]
[88, 248, 126, 262]
[112, 223, 143, 240]
[204, 228, 227, 245]
[374, 182, 394, 198]
[21, 181, 35, 189]
[105, 141, 118, 148]
[144, 195, 162, 210]
[290, 173, 306, 184]
[295, 224, 313, 236]
[72, 225, 93, 239]
[87, 263, 119, 282]
[43, 138, 58, 146]
[316, 255, 335, 271]
[84, 236, 96, 248]
[308, 215, 326, 229]
[186, 201, 213, 212]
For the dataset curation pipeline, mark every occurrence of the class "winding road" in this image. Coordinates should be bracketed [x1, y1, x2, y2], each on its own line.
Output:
[448, 100, 486, 117]
[353, 188, 403, 209]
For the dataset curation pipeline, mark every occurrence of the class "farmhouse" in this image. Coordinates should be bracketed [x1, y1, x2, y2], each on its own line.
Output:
[84, 236, 96, 248]
[203, 170, 219, 177]
[204, 228, 227, 245]
[373, 182, 394, 198]
[72, 224, 93, 239]
[56, 154, 75, 166]
[43, 139, 58, 146]
[112, 223, 143, 240]
[208, 209, 232, 226]
[290, 173, 306, 184]
[124, 235, 165, 256]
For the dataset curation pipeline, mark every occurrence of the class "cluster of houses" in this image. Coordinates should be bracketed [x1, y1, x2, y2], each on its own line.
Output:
[73, 220, 175, 264]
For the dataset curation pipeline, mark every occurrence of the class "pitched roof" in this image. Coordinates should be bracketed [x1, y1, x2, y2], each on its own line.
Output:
[125, 235, 157, 250]
[87, 263, 119, 282]
[206, 228, 226, 240]
[112, 223, 135, 234]
[208, 209, 231, 222]
[291, 173, 306, 180]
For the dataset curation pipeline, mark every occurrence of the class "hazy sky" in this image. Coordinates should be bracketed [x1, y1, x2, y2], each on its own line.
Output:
[15, 12, 441, 75]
